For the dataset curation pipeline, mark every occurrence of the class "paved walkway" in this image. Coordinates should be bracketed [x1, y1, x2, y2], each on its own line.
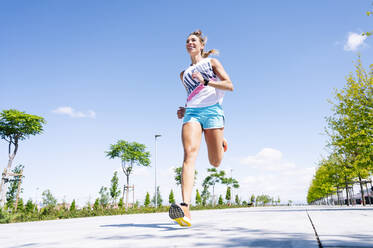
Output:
[0, 206, 372, 247]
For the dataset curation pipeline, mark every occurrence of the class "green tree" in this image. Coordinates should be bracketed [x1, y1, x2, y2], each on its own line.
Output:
[144, 192, 150, 207]
[69, 199, 76, 212]
[195, 189, 202, 206]
[16, 198, 24, 212]
[235, 195, 240, 205]
[41, 189, 57, 208]
[201, 184, 210, 206]
[0, 109, 45, 207]
[326, 58, 373, 205]
[6, 164, 24, 209]
[25, 199, 35, 213]
[218, 195, 223, 205]
[222, 176, 239, 204]
[225, 186, 231, 203]
[202, 168, 226, 206]
[151, 186, 162, 207]
[118, 198, 124, 209]
[169, 189, 175, 204]
[250, 194, 255, 204]
[98, 186, 110, 208]
[93, 198, 100, 211]
[174, 166, 198, 186]
[106, 140, 151, 209]
[110, 171, 121, 206]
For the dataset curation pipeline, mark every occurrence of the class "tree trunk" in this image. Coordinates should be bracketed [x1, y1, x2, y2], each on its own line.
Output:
[212, 185, 215, 206]
[126, 175, 129, 209]
[345, 178, 349, 206]
[358, 175, 366, 206]
[365, 182, 371, 205]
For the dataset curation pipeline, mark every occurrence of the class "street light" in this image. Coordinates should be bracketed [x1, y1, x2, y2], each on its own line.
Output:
[154, 134, 162, 208]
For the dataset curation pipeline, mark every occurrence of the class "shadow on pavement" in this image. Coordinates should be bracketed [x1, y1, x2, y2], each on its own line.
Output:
[101, 222, 181, 231]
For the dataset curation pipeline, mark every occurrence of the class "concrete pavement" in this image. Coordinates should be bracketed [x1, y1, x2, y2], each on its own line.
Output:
[0, 206, 372, 248]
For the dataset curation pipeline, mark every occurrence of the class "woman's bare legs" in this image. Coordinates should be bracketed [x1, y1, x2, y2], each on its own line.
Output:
[181, 121, 202, 219]
[204, 128, 225, 167]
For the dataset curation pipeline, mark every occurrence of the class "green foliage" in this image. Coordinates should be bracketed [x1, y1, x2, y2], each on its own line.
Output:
[235, 195, 240, 205]
[6, 164, 24, 209]
[106, 140, 151, 168]
[25, 199, 35, 213]
[0, 109, 46, 143]
[110, 171, 121, 205]
[195, 189, 202, 206]
[93, 198, 100, 211]
[118, 198, 124, 209]
[168, 189, 175, 204]
[255, 194, 272, 206]
[201, 184, 210, 206]
[309, 58, 373, 204]
[250, 194, 255, 203]
[174, 166, 198, 186]
[225, 186, 231, 201]
[99, 187, 110, 208]
[17, 198, 24, 212]
[202, 168, 226, 205]
[218, 195, 223, 205]
[144, 192, 150, 207]
[69, 200, 76, 212]
[151, 186, 162, 207]
[42, 190, 57, 207]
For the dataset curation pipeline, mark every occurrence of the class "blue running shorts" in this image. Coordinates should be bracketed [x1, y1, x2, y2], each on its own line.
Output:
[183, 103, 225, 129]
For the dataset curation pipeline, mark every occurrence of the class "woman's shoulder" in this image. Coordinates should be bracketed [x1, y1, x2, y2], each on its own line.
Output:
[209, 58, 221, 66]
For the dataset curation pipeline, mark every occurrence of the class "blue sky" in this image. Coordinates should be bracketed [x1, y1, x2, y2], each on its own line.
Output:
[1, 1, 372, 206]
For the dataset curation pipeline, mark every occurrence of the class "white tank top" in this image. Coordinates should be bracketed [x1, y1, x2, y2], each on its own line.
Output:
[182, 58, 225, 108]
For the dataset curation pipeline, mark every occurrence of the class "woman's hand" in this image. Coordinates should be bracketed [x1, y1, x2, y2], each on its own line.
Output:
[192, 71, 204, 84]
[177, 107, 185, 119]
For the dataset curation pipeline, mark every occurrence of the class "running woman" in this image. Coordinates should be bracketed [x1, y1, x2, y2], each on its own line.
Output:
[169, 30, 234, 227]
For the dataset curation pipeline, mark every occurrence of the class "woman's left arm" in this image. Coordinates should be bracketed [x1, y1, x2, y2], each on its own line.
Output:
[210, 58, 234, 91]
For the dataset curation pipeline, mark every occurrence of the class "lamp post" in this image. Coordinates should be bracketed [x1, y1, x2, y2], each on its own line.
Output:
[154, 134, 161, 208]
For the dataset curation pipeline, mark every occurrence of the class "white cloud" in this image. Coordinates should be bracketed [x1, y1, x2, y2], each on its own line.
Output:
[238, 148, 316, 203]
[52, 106, 96, 119]
[344, 32, 367, 51]
[240, 148, 296, 171]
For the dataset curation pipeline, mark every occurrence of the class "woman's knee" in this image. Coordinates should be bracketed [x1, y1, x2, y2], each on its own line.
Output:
[183, 146, 199, 162]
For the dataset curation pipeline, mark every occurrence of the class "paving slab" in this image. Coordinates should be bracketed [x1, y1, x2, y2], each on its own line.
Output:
[0, 206, 318, 248]
[307, 206, 373, 248]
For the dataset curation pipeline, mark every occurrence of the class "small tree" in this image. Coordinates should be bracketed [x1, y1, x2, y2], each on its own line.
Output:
[98, 186, 110, 208]
[250, 194, 255, 204]
[118, 198, 124, 209]
[144, 192, 150, 207]
[106, 140, 151, 209]
[218, 195, 223, 205]
[0, 109, 45, 206]
[93, 198, 100, 211]
[25, 199, 35, 213]
[42, 189, 57, 208]
[225, 186, 231, 204]
[6, 164, 24, 209]
[202, 168, 226, 206]
[169, 189, 175, 204]
[70, 199, 76, 212]
[195, 189, 202, 206]
[152, 186, 163, 207]
[110, 171, 121, 206]
[16, 198, 24, 212]
[201, 184, 210, 206]
[235, 195, 240, 205]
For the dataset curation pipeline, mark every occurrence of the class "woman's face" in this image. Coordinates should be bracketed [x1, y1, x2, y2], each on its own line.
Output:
[186, 35, 204, 55]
